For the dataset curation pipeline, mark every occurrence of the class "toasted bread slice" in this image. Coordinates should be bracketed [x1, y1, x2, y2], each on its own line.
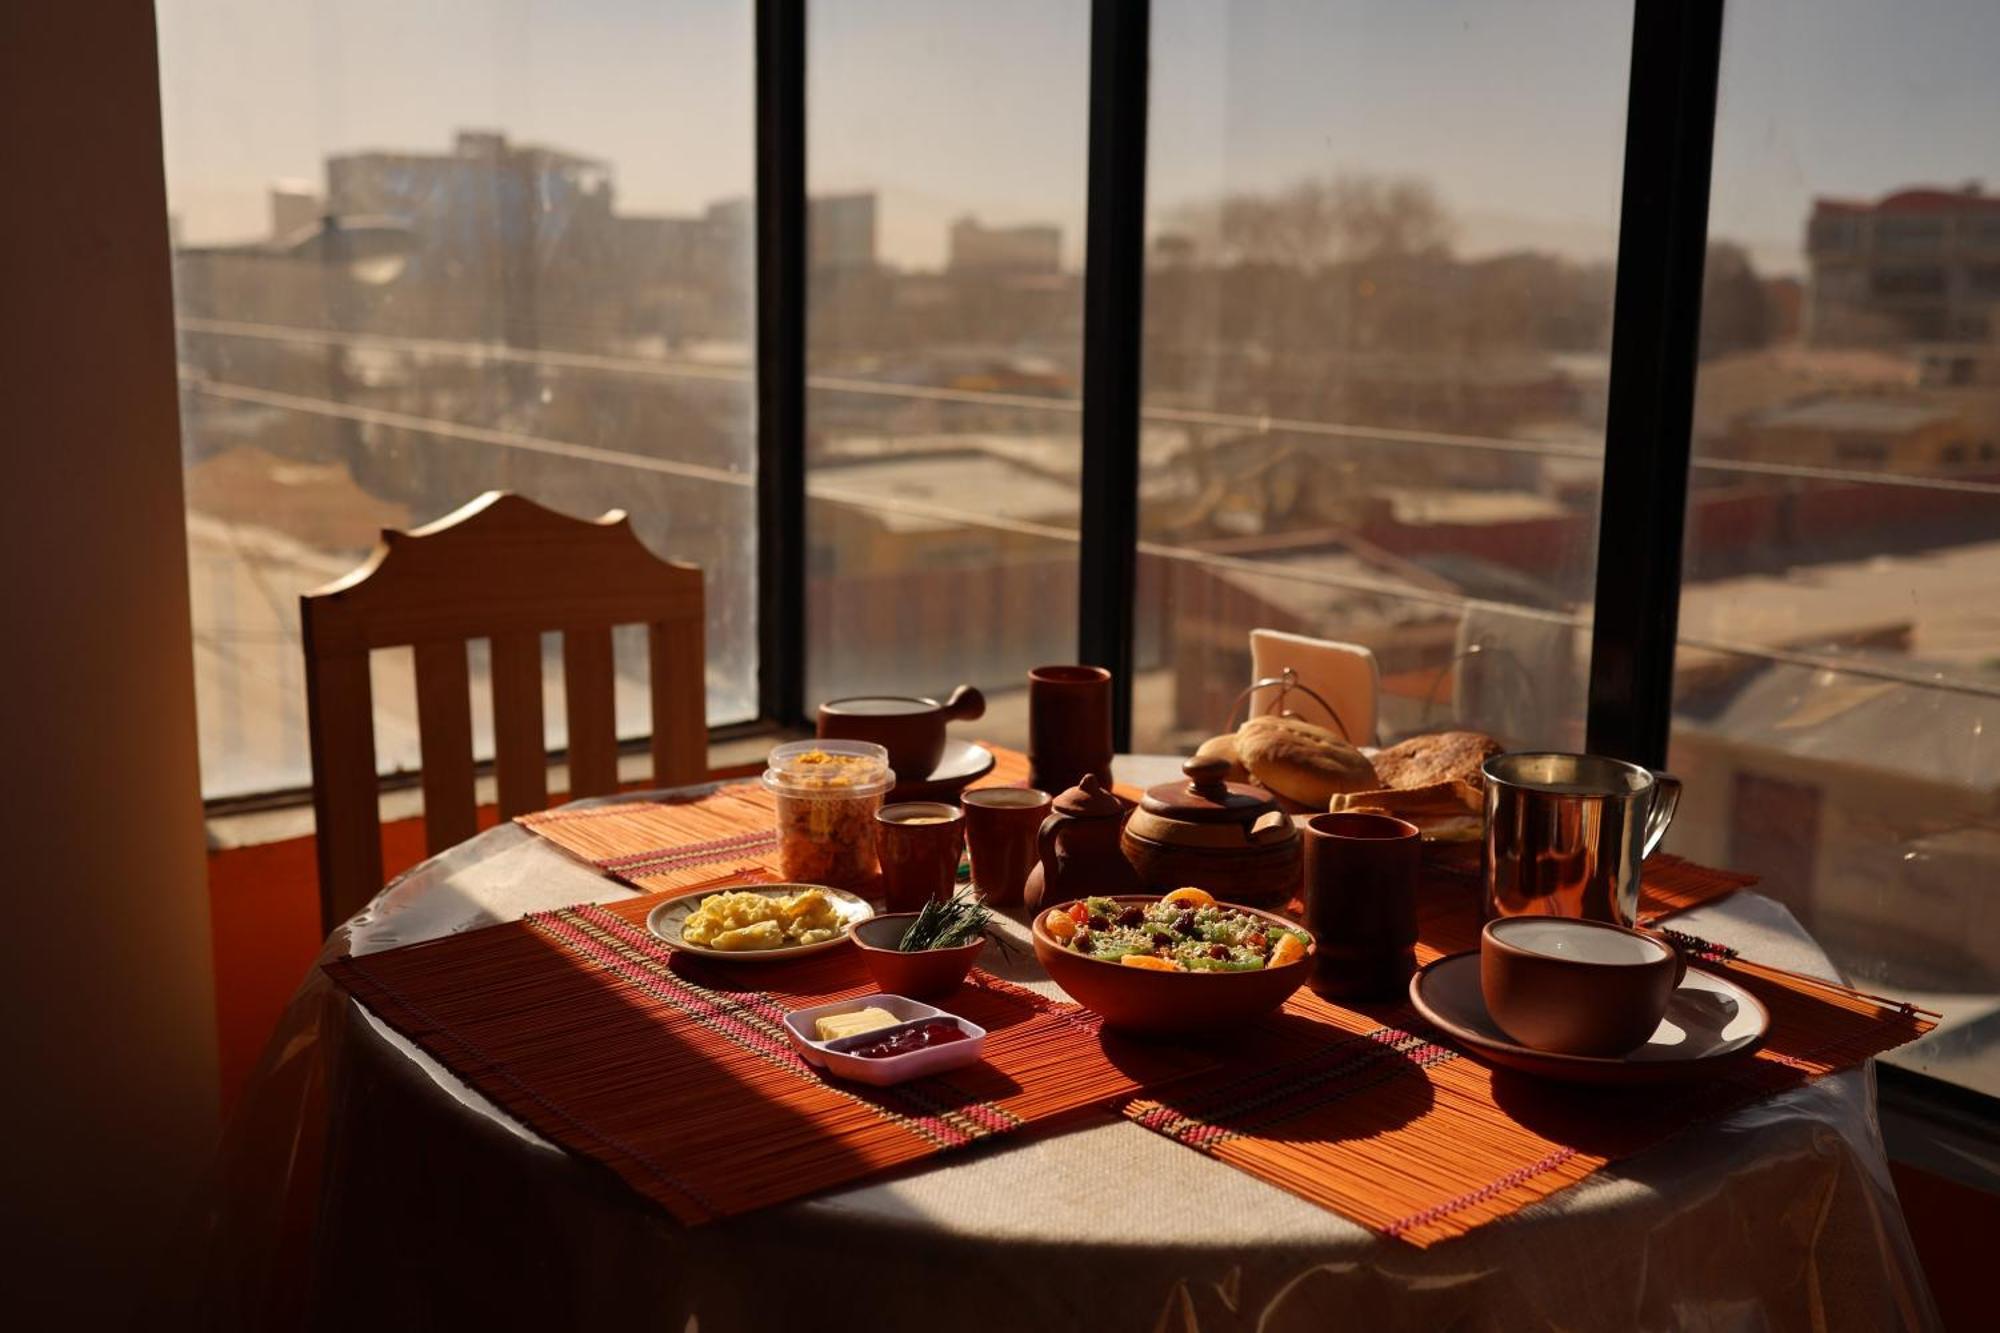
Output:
[1329, 778, 1484, 842]
[1370, 730, 1503, 792]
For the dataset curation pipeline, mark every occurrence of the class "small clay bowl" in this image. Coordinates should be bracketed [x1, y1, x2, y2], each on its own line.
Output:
[850, 913, 987, 999]
[1031, 895, 1313, 1034]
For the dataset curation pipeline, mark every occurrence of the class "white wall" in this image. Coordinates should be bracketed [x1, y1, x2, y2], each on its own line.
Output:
[0, 2, 220, 1321]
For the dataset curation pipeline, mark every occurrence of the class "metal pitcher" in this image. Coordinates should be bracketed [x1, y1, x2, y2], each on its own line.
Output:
[1481, 753, 1682, 928]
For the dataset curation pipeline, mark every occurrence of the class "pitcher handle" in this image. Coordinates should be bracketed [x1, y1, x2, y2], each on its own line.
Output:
[1642, 771, 1682, 859]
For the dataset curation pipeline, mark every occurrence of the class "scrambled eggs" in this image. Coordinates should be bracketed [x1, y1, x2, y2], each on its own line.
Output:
[681, 887, 845, 951]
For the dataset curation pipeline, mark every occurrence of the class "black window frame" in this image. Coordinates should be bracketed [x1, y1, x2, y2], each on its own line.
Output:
[758, 0, 1724, 764]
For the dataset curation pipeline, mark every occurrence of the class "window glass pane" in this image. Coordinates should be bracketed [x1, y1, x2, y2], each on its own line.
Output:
[805, 2, 1088, 754]
[1136, 1, 1630, 753]
[157, 0, 756, 798]
[1668, 0, 2000, 1095]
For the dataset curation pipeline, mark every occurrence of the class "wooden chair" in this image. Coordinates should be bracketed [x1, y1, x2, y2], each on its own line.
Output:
[302, 491, 706, 934]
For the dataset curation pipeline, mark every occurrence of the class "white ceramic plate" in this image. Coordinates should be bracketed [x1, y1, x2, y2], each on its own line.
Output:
[645, 883, 874, 963]
[1409, 950, 1771, 1085]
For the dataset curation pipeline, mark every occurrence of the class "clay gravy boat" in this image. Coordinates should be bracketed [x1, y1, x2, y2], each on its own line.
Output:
[817, 685, 985, 780]
[1479, 917, 1686, 1057]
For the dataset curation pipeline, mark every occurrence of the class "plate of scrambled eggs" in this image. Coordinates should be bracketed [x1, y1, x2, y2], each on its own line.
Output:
[646, 884, 874, 962]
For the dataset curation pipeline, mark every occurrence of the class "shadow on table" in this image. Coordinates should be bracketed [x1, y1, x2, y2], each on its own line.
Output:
[1123, 1005, 1439, 1146]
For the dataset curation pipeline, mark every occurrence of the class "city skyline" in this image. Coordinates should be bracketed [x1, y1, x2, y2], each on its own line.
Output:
[157, 0, 2000, 276]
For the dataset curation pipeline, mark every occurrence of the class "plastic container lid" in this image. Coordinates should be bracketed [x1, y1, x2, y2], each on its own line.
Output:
[762, 739, 895, 799]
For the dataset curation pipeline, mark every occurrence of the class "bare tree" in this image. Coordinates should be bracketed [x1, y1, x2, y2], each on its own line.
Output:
[1168, 172, 1455, 269]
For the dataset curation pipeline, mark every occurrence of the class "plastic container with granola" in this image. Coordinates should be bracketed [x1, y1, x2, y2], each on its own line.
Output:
[762, 740, 895, 892]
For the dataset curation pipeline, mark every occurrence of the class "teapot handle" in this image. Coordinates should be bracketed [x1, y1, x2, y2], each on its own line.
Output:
[1037, 811, 1064, 880]
[1642, 771, 1682, 859]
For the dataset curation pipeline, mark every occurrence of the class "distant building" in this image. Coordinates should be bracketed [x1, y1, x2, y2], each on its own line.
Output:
[326, 130, 615, 242]
[810, 192, 877, 272]
[1806, 185, 2000, 345]
[1730, 396, 1986, 473]
[268, 180, 322, 245]
[948, 217, 1062, 275]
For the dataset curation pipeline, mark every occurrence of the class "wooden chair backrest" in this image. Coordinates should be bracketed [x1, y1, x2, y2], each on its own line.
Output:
[301, 491, 706, 934]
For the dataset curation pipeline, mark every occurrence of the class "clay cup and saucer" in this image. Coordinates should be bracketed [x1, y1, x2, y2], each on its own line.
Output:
[1410, 916, 1769, 1085]
[818, 685, 996, 801]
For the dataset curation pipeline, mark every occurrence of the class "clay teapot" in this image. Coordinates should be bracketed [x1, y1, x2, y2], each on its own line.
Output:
[1120, 755, 1303, 907]
[1023, 774, 1144, 913]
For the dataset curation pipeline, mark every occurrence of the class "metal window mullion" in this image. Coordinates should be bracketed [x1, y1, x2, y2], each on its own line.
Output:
[755, 0, 808, 728]
[1079, 0, 1151, 751]
[1585, 0, 1726, 767]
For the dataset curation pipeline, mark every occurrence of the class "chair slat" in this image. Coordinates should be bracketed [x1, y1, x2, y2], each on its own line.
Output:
[413, 639, 477, 853]
[562, 625, 619, 798]
[649, 615, 706, 786]
[304, 645, 384, 930]
[491, 632, 548, 817]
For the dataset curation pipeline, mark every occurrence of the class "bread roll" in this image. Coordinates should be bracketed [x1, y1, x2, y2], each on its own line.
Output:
[1236, 715, 1379, 806]
[1192, 732, 1250, 783]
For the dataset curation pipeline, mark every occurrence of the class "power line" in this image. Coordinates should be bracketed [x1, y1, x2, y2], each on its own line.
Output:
[184, 374, 2000, 701]
[177, 315, 2000, 496]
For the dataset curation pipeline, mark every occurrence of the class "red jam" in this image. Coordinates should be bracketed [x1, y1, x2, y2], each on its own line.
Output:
[847, 1019, 969, 1060]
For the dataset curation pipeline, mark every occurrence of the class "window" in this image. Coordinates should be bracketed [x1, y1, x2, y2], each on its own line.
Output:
[157, 0, 758, 798]
[1132, 0, 1630, 752]
[1876, 217, 1947, 253]
[149, 0, 2000, 1113]
[1667, 0, 2000, 1097]
[803, 1, 1088, 750]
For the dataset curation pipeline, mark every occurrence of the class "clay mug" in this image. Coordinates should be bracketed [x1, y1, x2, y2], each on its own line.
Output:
[1026, 665, 1113, 794]
[819, 685, 985, 782]
[1303, 811, 1421, 1000]
[874, 802, 965, 914]
[1479, 917, 1687, 1057]
[961, 786, 1051, 908]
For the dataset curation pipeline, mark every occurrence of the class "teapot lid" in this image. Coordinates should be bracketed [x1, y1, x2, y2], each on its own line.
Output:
[1051, 773, 1125, 818]
[1140, 756, 1281, 825]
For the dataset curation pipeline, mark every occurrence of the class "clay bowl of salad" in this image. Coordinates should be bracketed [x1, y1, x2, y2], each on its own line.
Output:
[1032, 888, 1313, 1034]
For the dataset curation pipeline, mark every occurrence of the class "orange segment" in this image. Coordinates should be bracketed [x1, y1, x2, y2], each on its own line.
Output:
[1041, 909, 1077, 942]
[1120, 953, 1184, 971]
[1161, 886, 1217, 909]
[1269, 933, 1308, 967]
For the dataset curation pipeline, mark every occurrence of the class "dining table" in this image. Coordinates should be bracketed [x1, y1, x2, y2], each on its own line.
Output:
[190, 755, 1940, 1332]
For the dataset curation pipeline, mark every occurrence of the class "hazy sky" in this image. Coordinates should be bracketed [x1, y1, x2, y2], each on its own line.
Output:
[157, 0, 2000, 276]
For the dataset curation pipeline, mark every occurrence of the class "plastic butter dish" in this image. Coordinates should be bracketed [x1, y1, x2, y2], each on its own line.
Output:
[781, 993, 986, 1086]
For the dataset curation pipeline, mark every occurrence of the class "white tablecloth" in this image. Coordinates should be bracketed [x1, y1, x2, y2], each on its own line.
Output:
[185, 758, 1941, 1331]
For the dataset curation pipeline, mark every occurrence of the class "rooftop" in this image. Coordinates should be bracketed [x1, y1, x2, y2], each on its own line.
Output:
[1746, 397, 1960, 435]
[1813, 186, 2000, 217]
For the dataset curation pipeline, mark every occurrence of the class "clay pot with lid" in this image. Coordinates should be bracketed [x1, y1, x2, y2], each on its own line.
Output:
[1120, 756, 1303, 907]
[1022, 775, 1144, 914]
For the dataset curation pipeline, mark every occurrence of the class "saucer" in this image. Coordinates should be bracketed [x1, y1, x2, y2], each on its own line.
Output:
[1408, 951, 1769, 1085]
[889, 740, 996, 803]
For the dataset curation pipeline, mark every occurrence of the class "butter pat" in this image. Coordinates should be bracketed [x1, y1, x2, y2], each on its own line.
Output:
[815, 1007, 899, 1042]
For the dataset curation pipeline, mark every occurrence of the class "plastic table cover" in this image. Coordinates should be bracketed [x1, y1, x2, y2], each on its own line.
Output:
[177, 760, 1941, 1332]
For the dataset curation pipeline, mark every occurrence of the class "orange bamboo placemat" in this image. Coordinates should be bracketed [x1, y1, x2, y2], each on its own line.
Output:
[1124, 897, 1934, 1248]
[516, 745, 1141, 896]
[326, 894, 1211, 1226]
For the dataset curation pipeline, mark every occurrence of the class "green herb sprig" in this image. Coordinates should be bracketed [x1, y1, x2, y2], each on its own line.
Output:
[896, 891, 991, 952]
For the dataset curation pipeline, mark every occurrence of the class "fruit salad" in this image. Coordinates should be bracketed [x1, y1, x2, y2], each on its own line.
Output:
[1039, 887, 1310, 972]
